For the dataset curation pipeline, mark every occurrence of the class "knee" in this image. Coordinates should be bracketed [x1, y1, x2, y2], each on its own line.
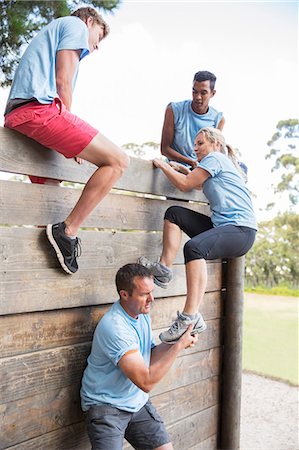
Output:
[164, 206, 183, 222]
[183, 239, 205, 263]
[110, 150, 130, 176]
[119, 151, 130, 171]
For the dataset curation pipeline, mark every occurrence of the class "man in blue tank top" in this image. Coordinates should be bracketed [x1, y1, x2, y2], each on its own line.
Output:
[161, 70, 225, 169]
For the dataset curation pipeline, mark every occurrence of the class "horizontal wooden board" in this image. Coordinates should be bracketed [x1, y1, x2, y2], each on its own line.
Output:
[0, 292, 223, 358]
[7, 405, 218, 450]
[5, 421, 90, 450]
[0, 226, 210, 270]
[124, 405, 219, 450]
[0, 180, 210, 229]
[0, 127, 208, 202]
[1, 377, 219, 448]
[0, 262, 223, 315]
[188, 435, 217, 450]
[0, 344, 221, 404]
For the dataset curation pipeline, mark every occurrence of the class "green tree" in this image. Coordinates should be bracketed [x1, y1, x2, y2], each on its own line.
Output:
[245, 211, 299, 289]
[0, 0, 121, 87]
[266, 119, 299, 208]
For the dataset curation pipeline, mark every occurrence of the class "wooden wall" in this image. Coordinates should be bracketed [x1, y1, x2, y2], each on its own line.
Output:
[0, 127, 225, 450]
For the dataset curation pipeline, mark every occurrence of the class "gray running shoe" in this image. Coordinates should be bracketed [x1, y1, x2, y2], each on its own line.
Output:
[159, 311, 207, 344]
[137, 256, 173, 288]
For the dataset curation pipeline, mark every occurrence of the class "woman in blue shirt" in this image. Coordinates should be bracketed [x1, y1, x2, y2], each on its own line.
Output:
[139, 127, 257, 343]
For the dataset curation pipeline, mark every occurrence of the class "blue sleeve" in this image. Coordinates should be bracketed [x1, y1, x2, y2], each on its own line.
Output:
[57, 17, 89, 60]
[99, 318, 140, 366]
[198, 153, 222, 177]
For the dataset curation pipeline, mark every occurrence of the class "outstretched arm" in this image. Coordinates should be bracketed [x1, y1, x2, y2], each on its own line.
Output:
[153, 158, 210, 192]
[161, 106, 198, 169]
[118, 325, 197, 393]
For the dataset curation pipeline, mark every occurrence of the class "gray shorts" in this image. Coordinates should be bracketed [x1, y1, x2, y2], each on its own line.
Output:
[85, 399, 170, 450]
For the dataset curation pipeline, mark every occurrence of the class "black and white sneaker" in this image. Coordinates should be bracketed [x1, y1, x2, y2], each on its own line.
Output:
[46, 222, 81, 274]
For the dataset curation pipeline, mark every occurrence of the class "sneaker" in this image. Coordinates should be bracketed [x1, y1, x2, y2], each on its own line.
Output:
[159, 311, 207, 344]
[137, 256, 173, 288]
[46, 222, 81, 274]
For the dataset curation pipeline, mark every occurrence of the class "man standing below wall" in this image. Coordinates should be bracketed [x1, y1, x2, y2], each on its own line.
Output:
[81, 263, 198, 450]
[4, 7, 129, 275]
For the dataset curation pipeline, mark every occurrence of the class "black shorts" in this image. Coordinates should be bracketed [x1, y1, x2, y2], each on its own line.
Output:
[165, 206, 256, 263]
[85, 400, 170, 450]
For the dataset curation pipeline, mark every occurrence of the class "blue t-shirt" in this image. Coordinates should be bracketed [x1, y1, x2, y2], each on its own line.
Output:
[80, 301, 156, 413]
[171, 100, 223, 162]
[198, 152, 257, 229]
[6, 16, 90, 106]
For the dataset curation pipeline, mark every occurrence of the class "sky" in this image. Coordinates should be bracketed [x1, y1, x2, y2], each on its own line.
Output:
[0, 0, 298, 221]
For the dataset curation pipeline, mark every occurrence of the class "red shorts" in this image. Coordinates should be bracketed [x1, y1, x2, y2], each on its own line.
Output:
[4, 98, 98, 184]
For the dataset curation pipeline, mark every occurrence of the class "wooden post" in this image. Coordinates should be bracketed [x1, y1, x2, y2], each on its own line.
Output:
[220, 256, 245, 449]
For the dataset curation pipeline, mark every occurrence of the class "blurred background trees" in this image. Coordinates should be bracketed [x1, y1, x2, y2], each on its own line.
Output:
[0, 0, 121, 87]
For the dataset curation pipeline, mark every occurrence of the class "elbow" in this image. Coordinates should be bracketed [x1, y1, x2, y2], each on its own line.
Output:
[139, 381, 154, 393]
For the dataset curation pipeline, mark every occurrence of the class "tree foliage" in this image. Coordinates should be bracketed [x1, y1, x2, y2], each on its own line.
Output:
[266, 119, 299, 207]
[0, 0, 121, 87]
[245, 211, 299, 289]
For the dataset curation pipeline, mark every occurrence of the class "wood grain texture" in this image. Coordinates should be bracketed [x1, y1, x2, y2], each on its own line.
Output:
[0, 262, 223, 315]
[0, 180, 210, 228]
[1, 377, 219, 448]
[0, 127, 208, 202]
[0, 292, 222, 358]
[0, 344, 221, 404]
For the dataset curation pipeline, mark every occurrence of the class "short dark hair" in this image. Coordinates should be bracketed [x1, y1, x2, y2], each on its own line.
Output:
[115, 263, 152, 295]
[193, 70, 217, 90]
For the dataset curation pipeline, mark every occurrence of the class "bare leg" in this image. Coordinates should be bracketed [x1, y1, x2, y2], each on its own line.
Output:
[183, 259, 207, 315]
[159, 219, 182, 267]
[154, 443, 173, 450]
[63, 133, 129, 236]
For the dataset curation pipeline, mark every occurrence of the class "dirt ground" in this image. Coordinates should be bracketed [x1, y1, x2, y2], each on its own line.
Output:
[240, 372, 298, 450]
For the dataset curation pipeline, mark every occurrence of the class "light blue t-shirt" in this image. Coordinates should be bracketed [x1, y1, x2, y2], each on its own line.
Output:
[6, 16, 90, 106]
[80, 300, 156, 413]
[171, 100, 223, 162]
[198, 152, 257, 229]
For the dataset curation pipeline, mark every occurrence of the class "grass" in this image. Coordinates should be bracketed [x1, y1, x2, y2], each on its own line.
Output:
[242, 293, 298, 385]
[245, 285, 298, 297]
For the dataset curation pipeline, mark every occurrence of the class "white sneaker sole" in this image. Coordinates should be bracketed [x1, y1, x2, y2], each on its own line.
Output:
[46, 224, 74, 275]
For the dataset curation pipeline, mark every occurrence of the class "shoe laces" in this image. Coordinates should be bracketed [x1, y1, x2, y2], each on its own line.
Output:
[74, 237, 82, 258]
[169, 311, 186, 334]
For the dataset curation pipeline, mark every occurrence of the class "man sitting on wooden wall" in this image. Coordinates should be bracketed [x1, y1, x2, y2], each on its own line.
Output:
[4, 7, 129, 275]
[80, 263, 197, 450]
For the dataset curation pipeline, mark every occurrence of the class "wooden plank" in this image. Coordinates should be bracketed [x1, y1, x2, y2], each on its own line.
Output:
[125, 405, 219, 450]
[1, 377, 219, 448]
[167, 405, 219, 450]
[5, 421, 90, 450]
[0, 262, 223, 315]
[0, 226, 204, 270]
[0, 292, 222, 358]
[0, 180, 210, 228]
[188, 435, 217, 450]
[151, 376, 219, 426]
[0, 127, 208, 202]
[151, 347, 221, 397]
[0, 344, 221, 404]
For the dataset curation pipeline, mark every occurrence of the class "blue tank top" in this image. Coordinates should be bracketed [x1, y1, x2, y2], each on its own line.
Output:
[171, 100, 223, 162]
